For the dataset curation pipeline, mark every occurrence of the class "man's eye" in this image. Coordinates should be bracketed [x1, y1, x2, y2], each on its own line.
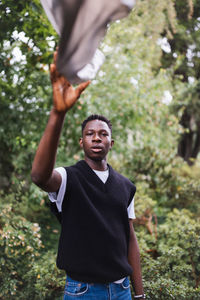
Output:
[86, 132, 93, 135]
[102, 133, 108, 136]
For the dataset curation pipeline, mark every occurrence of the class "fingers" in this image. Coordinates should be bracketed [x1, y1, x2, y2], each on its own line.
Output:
[52, 82, 66, 112]
[75, 80, 91, 98]
[53, 50, 58, 64]
[50, 50, 59, 81]
[51, 52, 71, 87]
[50, 63, 55, 74]
[52, 49, 74, 88]
[50, 63, 61, 84]
[50, 63, 56, 81]
[50, 62, 66, 86]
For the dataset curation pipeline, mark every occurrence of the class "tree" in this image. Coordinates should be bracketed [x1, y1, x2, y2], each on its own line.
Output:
[0, 0, 57, 187]
[0, 0, 200, 299]
[160, 0, 200, 164]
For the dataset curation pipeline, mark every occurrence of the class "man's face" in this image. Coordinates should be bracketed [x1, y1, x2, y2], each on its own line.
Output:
[79, 120, 114, 161]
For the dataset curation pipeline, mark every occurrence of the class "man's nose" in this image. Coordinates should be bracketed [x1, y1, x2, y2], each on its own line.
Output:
[92, 133, 101, 142]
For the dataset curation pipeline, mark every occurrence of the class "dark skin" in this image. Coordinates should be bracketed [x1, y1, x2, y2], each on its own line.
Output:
[31, 50, 90, 192]
[80, 120, 114, 170]
[31, 51, 144, 299]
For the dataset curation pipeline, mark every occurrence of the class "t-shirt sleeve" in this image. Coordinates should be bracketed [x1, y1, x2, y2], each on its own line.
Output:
[48, 167, 67, 212]
[127, 197, 136, 219]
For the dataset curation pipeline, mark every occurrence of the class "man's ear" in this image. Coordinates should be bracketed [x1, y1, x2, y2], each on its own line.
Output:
[79, 137, 83, 148]
[110, 139, 114, 150]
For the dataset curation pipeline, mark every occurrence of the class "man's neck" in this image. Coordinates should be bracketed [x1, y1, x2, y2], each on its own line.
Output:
[84, 157, 108, 171]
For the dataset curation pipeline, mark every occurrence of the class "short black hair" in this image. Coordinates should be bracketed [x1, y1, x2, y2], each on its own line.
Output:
[81, 114, 112, 135]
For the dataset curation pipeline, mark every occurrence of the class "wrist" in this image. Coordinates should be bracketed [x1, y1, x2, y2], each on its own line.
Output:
[51, 107, 66, 118]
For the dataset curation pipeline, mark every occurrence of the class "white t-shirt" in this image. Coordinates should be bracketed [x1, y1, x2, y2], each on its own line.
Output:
[48, 167, 136, 284]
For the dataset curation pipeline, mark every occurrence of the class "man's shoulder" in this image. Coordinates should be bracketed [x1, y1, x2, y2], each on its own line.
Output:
[64, 160, 89, 176]
[109, 165, 136, 188]
[63, 160, 83, 169]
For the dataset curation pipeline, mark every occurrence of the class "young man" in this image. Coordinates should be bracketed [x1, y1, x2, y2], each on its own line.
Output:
[31, 51, 145, 300]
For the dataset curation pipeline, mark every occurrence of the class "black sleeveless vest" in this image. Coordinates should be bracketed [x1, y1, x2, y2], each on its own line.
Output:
[56, 160, 136, 283]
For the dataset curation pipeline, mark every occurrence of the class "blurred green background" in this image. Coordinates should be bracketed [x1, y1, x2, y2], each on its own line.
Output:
[0, 0, 200, 299]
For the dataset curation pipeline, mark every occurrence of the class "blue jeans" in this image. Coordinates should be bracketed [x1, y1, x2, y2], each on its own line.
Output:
[63, 276, 132, 300]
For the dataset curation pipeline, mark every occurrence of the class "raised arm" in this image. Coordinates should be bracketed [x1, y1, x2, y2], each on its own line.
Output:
[31, 51, 90, 192]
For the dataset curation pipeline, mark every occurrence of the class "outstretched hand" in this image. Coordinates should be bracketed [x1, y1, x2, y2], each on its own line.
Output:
[50, 50, 90, 112]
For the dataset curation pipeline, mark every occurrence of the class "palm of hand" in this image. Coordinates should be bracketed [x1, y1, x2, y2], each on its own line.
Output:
[50, 51, 90, 112]
[52, 73, 80, 112]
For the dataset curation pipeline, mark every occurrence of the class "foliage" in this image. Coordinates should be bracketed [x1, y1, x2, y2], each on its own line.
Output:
[160, 0, 200, 163]
[0, 0, 57, 186]
[0, 190, 65, 300]
[138, 209, 200, 299]
[0, 0, 200, 299]
[23, 251, 65, 300]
